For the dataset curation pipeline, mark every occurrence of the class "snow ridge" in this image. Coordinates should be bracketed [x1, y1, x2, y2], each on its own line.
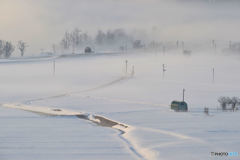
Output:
[1, 103, 152, 160]
[1, 103, 206, 160]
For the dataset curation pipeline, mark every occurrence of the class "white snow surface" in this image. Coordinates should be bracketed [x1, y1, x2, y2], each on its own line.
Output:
[0, 51, 240, 160]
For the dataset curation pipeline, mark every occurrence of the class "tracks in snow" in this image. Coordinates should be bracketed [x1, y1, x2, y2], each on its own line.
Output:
[2, 75, 207, 160]
[1, 103, 143, 159]
[24, 75, 131, 104]
[1, 103, 207, 160]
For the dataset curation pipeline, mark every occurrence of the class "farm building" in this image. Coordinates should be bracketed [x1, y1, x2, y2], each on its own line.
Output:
[171, 101, 188, 111]
[84, 47, 93, 54]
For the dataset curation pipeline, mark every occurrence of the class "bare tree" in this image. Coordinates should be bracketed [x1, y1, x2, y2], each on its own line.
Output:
[218, 97, 231, 110]
[230, 97, 240, 111]
[60, 31, 71, 50]
[0, 40, 5, 57]
[70, 29, 79, 54]
[60, 28, 94, 54]
[17, 40, 27, 56]
[71, 28, 81, 51]
[95, 29, 131, 47]
[3, 41, 15, 58]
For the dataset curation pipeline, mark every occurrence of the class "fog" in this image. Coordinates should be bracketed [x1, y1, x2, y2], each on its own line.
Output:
[0, 0, 240, 54]
[1, 1, 240, 159]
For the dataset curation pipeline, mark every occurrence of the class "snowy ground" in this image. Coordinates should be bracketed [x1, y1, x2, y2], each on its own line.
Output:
[0, 51, 240, 160]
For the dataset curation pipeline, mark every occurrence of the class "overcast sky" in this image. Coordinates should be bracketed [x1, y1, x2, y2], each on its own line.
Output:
[0, 0, 240, 54]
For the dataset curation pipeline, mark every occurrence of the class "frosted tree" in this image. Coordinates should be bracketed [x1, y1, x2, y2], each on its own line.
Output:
[17, 40, 27, 56]
[218, 97, 231, 110]
[230, 97, 240, 111]
[60, 29, 93, 53]
[3, 41, 15, 58]
[70, 29, 80, 54]
[0, 40, 4, 57]
[60, 31, 71, 50]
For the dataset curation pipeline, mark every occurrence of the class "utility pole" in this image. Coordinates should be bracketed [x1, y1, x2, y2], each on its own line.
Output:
[183, 88, 185, 102]
[162, 64, 166, 79]
[131, 65, 135, 77]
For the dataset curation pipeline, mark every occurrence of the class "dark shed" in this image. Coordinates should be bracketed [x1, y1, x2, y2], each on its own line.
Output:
[84, 46, 92, 54]
[171, 101, 188, 111]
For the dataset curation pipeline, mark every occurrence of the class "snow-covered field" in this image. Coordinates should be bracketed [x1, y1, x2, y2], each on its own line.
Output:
[0, 51, 240, 160]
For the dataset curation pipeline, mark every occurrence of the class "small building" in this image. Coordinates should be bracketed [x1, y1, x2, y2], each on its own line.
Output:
[84, 46, 92, 54]
[171, 101, 188, 111]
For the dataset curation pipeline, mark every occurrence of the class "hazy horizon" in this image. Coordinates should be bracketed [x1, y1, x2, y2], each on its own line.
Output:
[0, 0, 240, 54]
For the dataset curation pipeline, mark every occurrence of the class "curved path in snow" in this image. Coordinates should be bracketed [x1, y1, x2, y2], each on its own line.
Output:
[2, 73, 208, 159]
[24, 75, 132, 104]
[1, 103, 206, 160]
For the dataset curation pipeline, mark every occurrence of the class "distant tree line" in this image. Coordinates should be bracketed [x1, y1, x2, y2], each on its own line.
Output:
[58, 28, 211, 54]
[95, 29, 132, 46]
[59, 28, 137, 53]
[218, 96, 240, 111]
[60, 28, 92, 53]
[0, 40, 28, 58]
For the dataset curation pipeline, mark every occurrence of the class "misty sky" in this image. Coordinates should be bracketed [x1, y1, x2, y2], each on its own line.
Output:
[0, 0, 240, 54]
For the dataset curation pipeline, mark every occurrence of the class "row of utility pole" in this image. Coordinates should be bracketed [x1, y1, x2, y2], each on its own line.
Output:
[51, 60, 215, 84]
[51, 59, 136, 77]
[161, 63, 215, 83]
[162, 40, 233, 54]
